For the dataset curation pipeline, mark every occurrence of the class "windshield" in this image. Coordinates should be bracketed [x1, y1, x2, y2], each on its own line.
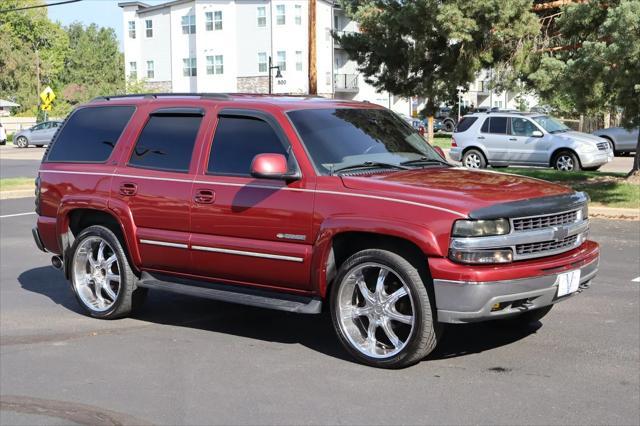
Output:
[287, 108, 445, 175]
[532, 115, 570, 133]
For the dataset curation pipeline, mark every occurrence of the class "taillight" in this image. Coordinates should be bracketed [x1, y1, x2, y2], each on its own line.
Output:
[451, 137, 457, 147]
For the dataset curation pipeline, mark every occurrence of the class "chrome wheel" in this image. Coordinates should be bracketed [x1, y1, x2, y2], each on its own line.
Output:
[556, 154, 575, 171]
[16, 137, 28, 148]
[72, 237, 121, 312]
[336, 262, 415, 359]
[464, 153, 481, 168]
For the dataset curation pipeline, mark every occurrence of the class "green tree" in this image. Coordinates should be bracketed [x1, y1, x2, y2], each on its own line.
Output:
[335, 0, 540, 140]
[526, 0, 640, 174]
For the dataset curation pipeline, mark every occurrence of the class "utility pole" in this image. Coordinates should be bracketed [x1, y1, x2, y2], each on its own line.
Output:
[308, 0, 317, 95]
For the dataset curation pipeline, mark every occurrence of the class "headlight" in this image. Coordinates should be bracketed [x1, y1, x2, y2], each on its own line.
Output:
[449, 248, 513, 264]
[451, 219, 510, 237]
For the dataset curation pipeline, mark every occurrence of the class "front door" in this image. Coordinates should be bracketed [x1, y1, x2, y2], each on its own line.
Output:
[189, 110, 315, 292]
[506, 117, 549, 164]
[110, 107, 206, 273]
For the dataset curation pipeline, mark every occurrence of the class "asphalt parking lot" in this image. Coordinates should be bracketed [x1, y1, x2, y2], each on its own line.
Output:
[1, 196, 639, 425]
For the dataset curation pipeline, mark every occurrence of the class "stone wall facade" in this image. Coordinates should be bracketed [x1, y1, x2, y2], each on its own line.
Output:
[236, 76, 269, 94]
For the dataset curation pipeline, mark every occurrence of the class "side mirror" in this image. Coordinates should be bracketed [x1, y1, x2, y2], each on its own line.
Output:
[432, 146, 446, 159]
[250, 153, 299, 181]
[532, 130, 543, 137]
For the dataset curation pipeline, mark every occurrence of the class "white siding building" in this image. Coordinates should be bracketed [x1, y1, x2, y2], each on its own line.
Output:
[119, 0, 414, 112]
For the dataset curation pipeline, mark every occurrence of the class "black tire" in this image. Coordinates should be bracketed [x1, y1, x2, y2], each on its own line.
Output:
[553, 150, 581, 171]
[443, 120, 455, 133]
[15, 136, 28, 148]
[330, 249, 440, 369]
[583, 166, 601, 171]
[69, 225, 146, 319]
[496, 305, 554, 328]
[462, 148, 487, 169]
[36, 144, 44, 148]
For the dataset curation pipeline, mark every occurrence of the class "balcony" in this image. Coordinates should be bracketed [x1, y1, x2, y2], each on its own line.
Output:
[334, 74, 359, 93]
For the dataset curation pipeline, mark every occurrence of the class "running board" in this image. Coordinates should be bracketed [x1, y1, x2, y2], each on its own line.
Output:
[137, 272, 322, 314]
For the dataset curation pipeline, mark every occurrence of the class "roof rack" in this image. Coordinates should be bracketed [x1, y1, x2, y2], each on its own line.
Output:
[90, 93, 232, 102]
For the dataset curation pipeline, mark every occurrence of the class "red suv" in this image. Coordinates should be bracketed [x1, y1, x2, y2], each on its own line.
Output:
[33, 94, 599, 368]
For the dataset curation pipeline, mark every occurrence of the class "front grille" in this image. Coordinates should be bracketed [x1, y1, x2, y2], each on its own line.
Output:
[597, 142, 609, 151]
[512, 210, 578, 232]
[516, 235, 578, 256]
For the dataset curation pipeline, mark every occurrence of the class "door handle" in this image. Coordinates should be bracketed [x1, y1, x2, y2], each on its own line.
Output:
[509, 138, 517, 141]
[194, 189, 215, 204]
[477, 136, 485, 140]
[119, 182, 138, 196]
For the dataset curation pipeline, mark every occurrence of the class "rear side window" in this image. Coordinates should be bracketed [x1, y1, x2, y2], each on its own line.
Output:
[47, 106, 135, 162]
[129, 114, 203, 172]
[454, 117, 477, 133]
[481, 118, 489, 132]
[488, 116, 508, 134]
[208, 116, 288, 176]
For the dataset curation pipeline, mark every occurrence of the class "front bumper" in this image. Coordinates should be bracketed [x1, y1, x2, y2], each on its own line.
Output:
[579, 149, 613, 167]
[433, 248, 599, 324]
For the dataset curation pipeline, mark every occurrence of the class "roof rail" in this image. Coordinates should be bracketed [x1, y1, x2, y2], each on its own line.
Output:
[90, 93, 231, 102]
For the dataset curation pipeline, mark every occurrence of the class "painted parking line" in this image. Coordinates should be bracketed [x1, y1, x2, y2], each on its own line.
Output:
[632, 276, 640, 283]
[0, 211, 36, 219]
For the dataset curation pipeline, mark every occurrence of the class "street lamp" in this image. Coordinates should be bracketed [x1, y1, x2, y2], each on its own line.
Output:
[268, 56, 283, 94]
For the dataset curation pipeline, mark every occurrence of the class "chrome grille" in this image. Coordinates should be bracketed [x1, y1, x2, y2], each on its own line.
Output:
[516, 235, 579, 256]
[512, 210, 578, 232]
[597, 142, 609, 151]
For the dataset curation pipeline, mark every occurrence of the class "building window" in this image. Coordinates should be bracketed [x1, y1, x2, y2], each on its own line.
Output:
[181, 15, 196, 34]
[277, 50, 286, 71]
[205, 12, 213, 31]
[295, 51, 303, 71]
[257, 6, 266, 27]
[258, 52, 267, 73]
[334, 14, 339, 30]
[295, 4, 302, 25]
[146, 60, 154, 79]
[145, 19, 153, 37]
[129, 61, 137, 78]
[276, 4, 285, 25]
[128, 21, 136, 39]
[206, 55, 223, 75]
[214, 11, 222, 30]
[183, 58, 197, 76]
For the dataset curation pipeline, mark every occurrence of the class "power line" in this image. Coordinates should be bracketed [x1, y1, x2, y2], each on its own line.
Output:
[0, 0, 82, 14]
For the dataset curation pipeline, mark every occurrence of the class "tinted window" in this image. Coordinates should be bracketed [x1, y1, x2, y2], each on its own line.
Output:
[47, 106, 134, 162]
[480, 118, 489, 133]
[208, 116, 288, 176]
[489, 116, 508, 134]
[129, 115, 202, 172]
[511, 117, 538, 137]
[454, 117, 477, 133]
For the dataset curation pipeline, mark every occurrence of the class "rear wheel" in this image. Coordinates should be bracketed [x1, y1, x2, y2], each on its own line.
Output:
[70, 225, 146, 319]
[15, 136, 28, 148]
[553, 150, 581, 171]
[442, 120, 455, 133]
[462, 149, 487, 169]
[330, 249, 440, 369]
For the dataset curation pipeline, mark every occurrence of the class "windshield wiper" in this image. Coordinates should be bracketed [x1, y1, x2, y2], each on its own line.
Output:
[331, 161, 410, 175]
[550, 129, 569, 134]
[401, 157, 450, 167]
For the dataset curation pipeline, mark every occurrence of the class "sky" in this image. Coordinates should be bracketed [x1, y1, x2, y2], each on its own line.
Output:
[46, 0, 166, 50]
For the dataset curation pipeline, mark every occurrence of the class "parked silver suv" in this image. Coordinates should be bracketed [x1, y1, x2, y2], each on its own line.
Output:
[450, 112, 613, 171]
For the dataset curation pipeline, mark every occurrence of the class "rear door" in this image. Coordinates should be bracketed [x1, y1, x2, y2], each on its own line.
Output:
[479, 116, 510, 162]
[189, 109, 315, 292]
[110, 107, 207, 273]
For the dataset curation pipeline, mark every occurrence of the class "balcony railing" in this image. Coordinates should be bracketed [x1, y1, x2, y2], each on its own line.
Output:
[334, 74, 359, 92]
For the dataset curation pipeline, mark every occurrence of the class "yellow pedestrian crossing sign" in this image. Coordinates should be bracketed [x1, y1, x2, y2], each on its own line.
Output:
[41, 104, 52, 112]
[40, 86, 56, 105]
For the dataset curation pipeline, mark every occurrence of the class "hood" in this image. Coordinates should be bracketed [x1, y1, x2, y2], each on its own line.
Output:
[560, 131, 605, 144]
[340, 167, 573, 217]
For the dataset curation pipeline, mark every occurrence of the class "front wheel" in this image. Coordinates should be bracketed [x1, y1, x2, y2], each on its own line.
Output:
[330, 249, 440, 369]
[70, 225, 146, 319]
[553, 150, 581, 171]
[15, 136, 28, 148]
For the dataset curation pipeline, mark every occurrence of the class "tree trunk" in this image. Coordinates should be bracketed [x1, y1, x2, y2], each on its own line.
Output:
[629, 130, 640, 176]
[427, 116, 434, 145]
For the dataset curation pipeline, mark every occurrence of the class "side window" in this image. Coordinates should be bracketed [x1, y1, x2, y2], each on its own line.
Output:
[129, 112, 203, 172]
[454, 117, 477, 133]
[46, 106, 135, 162]
[208, 115, 289, 176]
[33, 123, 47, 131]
[480, 118, 489, 133]
[488, 116, 508, 134]
[511, 117, 538, 137]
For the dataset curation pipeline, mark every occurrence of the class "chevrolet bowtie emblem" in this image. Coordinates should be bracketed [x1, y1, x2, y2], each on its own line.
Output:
[552, 226, 569, 242]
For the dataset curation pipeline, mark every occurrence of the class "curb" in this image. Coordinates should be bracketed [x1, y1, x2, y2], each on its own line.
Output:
[0, 189, 34, 200]
[590, 206, 639, 221]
